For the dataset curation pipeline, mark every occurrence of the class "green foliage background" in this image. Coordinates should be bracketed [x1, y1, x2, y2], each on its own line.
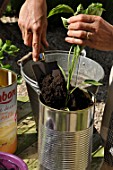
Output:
[46, 0, 113, 24]
[4, 0, 113, 25]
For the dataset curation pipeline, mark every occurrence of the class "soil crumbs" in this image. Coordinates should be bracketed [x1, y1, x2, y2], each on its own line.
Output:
[1, 16, 113, 132]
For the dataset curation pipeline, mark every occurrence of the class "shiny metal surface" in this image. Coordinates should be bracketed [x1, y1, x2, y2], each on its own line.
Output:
[44, 50, 104, 93]
[0, 68, 16, 87]
[19, 50, 104, 130]
[38, 96, 95, 170]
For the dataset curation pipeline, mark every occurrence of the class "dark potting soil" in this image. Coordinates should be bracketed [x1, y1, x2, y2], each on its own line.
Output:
[39, 66, 93, 111]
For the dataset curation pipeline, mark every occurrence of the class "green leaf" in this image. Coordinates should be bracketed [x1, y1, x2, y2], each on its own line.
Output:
[61, 17, 68, 29]
[0, 51, 4, 58]
[84, 79, 103, 86]
[17, 75, 23, 85]
[6, 40, 11, 46]
[64, 107, 70, 111]
[92, 146, 104, 157]
[17, 95, 29, 102]
[58, 64, 66, 81]
[74, 4, 84, 16]
[48, 4, 74, 18]
[0, 39, 3, 48]
[85, 3, 104, 16]
[49, 2, 104, 108]
[4, 51, 15, 55]
[1, 43, 9, 51]
[9, 45, 20, 52]
[0, 56, 4, 60]
[1, 64, 12, 69]
[70, 86, 77, 94]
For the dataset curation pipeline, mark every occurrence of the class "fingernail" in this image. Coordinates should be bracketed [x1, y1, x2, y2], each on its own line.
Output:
[65, 37, 68, 41]
[33, 58, 38, 62]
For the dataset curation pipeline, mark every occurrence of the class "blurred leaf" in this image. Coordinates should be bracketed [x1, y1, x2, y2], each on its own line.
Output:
[17, 75, 23, 85]
[17, 95, 29, 102]
[92, 146, 104, 157]
[85, 3, 105, 16]
[61, 17, 68, 29]
[1, 64, 12, 69]
[9, 45, 20, 52]
[1, 43, 9, 51]
[58, 64, 66, 80]
[0, 39, 3, 48]
[6, 40, 12, 46]
[0, 51, 4, 58]
[48, 4, 74, 18]
[74, 4, 84, 15]
[84, 79, 103, 86]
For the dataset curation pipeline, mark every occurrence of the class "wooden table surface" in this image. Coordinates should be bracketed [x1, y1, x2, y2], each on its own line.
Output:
[16, 83, 104, 170]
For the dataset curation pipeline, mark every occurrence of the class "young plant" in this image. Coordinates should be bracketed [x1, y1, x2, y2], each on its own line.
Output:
[0, 38, 22, 84]
[0, 38, 19, 69]
[48, 3, 104, 107]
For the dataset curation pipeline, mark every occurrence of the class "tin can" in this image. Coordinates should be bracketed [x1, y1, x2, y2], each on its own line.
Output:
[38, 94, 95, 170]
[0, 68, 17, 153]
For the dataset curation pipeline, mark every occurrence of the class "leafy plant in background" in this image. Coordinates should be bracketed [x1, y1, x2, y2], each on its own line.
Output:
[0, 38, 22, 84]
[48, 3, 104, 108]
[0, 38, 19, 69]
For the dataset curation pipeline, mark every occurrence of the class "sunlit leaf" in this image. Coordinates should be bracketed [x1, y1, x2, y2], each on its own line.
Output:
[2, 43, 9, 51]
[48, 2, 104, 107]
[17, 95, 29, 102]
[48, 4, 74, 18]
[85, 3, 105, 16]
[61, 17, 68, 29]
[92, 146, 104, 157]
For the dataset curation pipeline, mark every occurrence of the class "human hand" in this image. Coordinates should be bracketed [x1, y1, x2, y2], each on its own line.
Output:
[18, 0, 49, 61]
[65, 14, 113, 51]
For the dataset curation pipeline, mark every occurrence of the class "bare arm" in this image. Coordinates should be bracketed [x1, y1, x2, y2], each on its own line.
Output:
[18, 0, 49, 61]
[65, 14, 113, 51]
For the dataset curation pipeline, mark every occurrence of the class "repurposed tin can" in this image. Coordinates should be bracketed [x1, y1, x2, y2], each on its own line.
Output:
[18, 50, 104, 169]
[0, 68, 17, 153]
[38, 95, 95, 170]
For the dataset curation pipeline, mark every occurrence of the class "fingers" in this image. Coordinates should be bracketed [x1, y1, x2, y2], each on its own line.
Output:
[68, 22, 95, 33]
[67, 14, 97, 24]
[24, 30, 32, 47]
[67, 30, 87, 39]
[32, 31, 40, 61]
[65, 14, 96, 47]
[65, 31, 93, 46]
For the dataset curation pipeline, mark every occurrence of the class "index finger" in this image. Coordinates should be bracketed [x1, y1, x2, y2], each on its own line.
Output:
[67, 14, 96, 23]
[32, 31, 41, 61]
